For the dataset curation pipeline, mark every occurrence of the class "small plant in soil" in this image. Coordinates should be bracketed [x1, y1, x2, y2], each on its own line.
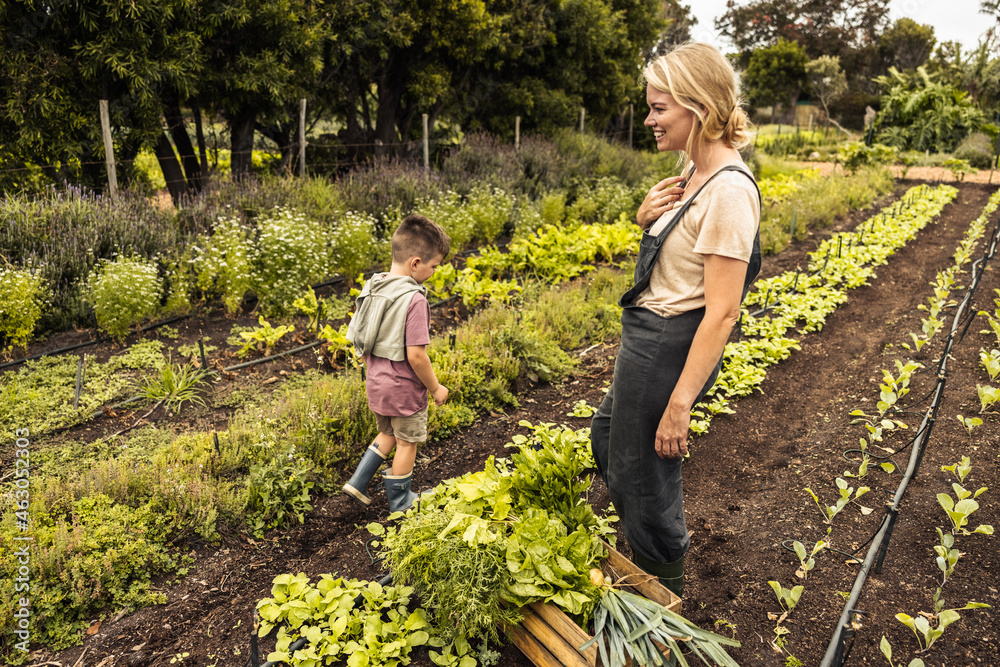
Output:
[975, 383, 1000, 413]
[955, 414, 983, 435]
[933, 527, 963, 586]
[879, 636, 925, 667]
[980, 348, 1000, 380]
[238, 315, 295, 358]
[140, 358, 210, 412]
[567, 399, 596, 418]
[792, 540, 826, 580]
[768, 581, 804, 614]
[805, 478, 871, 524]
[894, 588, 990, 653]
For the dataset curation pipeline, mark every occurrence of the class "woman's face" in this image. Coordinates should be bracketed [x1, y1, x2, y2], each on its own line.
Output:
[644, 85, 695, 153]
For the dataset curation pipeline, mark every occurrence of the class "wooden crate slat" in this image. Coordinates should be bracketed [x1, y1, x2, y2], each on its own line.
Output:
[521, 610, 593, 667]
[506, 621, 565, 667]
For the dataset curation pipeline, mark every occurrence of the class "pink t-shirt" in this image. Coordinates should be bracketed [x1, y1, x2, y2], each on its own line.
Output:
[365, 292, 431, 416]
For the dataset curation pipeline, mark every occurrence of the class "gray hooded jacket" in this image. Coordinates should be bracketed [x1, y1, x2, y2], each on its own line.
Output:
[346, 273, 426, 361]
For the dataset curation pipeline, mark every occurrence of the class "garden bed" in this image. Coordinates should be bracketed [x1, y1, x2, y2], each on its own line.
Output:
[13, 181, 999, 667]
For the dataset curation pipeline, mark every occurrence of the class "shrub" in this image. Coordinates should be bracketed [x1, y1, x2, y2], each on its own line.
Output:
[954, 133, 995, 169]
[0, 267, 46, 352]
[838, 142, 897, 173]
[252, 207, 332, 315]
[192, 216, 255, 315]
[330, 210, 385, 280]
[245, 448, 316, 536]
[1, 187, 177, 332]
[335, 159, 445, 224]
[565, 177, 635, 224]
[440, 133, 523, 195]
[552, 129, 651, 188]
[87, 256, 162, 340]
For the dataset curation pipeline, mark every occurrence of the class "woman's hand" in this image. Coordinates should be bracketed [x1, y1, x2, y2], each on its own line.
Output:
[637, 175, 686, 230]
[655, 402, 691, 459]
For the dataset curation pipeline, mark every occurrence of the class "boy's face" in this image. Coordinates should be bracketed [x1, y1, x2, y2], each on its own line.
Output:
[410, 254, 444, 284]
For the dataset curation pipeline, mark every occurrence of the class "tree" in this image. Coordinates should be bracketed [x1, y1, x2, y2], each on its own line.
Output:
[879, 18, 935, 71]
[743, 39, 808, 123]
[872, 66, 986, 152]
[805, 55, 848, 126]
[0, 0, 203, 194]
[715, 0, 890, 59]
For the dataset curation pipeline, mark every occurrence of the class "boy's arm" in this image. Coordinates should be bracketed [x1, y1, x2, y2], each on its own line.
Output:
[407, 345, 448, 405]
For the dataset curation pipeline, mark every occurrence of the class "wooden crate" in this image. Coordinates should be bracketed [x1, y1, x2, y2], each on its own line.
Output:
[505, 542, 682, 667]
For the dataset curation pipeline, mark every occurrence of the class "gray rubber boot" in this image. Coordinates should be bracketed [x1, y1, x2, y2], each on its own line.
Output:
[342, 445, 387, 506]
[632, 549, 685, 598]
[383, 470, 419, 513]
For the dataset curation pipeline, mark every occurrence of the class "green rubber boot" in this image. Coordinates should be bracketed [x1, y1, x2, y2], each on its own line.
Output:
[342, 445, 387, 506]
[632, 549, 685, 598]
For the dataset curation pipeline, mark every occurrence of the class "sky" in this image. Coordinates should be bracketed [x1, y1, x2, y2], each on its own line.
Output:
[687, 0, 995, 53]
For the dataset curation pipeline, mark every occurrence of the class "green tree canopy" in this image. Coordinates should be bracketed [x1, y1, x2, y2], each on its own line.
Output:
[878, 18, 936, 71]
[743, 38, 809, 123]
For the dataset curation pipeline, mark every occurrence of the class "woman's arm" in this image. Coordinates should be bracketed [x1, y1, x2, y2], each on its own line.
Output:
[655, 253, 747, 458]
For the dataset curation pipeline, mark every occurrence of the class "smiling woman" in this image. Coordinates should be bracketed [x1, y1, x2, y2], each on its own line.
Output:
[590, 43, 761, 599]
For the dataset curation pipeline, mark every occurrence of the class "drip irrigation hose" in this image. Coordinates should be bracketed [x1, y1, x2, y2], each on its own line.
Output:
[0, 314, 189, 370]
[819, 207, 1000, 667]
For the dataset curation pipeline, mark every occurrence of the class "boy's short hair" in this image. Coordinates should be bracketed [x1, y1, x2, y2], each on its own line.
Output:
[392, 214, 451, 263]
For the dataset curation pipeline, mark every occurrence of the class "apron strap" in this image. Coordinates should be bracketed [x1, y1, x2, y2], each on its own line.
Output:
[621, 165, 761, 307]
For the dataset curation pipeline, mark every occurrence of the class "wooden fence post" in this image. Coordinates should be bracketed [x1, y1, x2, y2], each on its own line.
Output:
[98, 100, 118, 199]
[299, 98, 307, 178]
[422, 113, 430, 170]
[628, 103, 634, 148]
[579, 107, 585, 133]
[515, 116, 521, 150]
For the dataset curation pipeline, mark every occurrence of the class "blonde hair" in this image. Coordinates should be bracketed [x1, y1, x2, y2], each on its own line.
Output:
[643, 43, 754, 162]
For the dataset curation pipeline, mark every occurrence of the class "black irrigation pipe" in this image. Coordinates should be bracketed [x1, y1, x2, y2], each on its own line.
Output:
[819, 210, 1000, 667]
[0, 314, 190, 370]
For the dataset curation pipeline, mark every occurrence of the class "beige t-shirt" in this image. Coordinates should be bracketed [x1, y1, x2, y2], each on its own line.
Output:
[635, 167, 760, 318]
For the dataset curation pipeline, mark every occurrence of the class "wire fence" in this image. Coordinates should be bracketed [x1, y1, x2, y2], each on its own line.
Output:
[0, 103, 643, 193]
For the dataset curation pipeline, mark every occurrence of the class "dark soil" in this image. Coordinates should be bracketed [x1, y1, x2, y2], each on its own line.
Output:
[20, 181, 1000, 667]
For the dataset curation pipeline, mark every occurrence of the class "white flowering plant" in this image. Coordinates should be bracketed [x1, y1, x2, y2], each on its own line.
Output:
[252, 207, 332, 315]
[87, 256, 162, 340]
[192, 216, 254, 316]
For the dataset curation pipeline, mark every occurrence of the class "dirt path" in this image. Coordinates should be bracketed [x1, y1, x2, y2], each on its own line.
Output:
[40, 182, 1000, 667]
[799, 160, 1000, 185]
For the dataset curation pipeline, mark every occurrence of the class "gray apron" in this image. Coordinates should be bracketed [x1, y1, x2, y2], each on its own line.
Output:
[590, 165, 761, 564]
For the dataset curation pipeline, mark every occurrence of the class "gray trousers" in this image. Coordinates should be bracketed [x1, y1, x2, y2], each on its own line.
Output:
[590, 306, 720, 564]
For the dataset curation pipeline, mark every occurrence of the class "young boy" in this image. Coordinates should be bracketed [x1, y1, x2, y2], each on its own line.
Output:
[342, 214, 450, 512]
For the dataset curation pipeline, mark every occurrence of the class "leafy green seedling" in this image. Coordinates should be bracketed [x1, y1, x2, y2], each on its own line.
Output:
[977, 383, 1000, 413]
[938, 486, 993, 536]
[941, 456, 972, 483]
[956, 414, 983, 435]
[566, 400, 596, 418]
[806, 478, 871, 524]
[979, 308, 1000, 344]
[140, 358, 210, 412]
[238, 315, 295, 358]
[980, 348, 1000, 380]
[768, 581, 803, 613]
[880, 636, 925, 667]
[933, 527, 963, 586]
[895, 590, 990, 652]
[792, 540, 826, 580]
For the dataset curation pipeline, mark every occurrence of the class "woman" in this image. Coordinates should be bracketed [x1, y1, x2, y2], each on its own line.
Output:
[590, 43, 761, 597]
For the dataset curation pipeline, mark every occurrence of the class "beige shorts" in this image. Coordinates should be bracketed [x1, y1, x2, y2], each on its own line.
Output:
[374, 405, 429, 443]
